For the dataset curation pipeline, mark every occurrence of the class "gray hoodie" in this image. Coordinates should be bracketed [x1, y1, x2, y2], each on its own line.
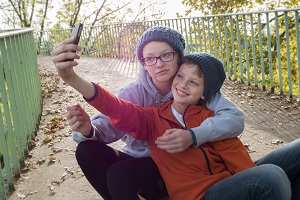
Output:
[72, 66, 244, 158]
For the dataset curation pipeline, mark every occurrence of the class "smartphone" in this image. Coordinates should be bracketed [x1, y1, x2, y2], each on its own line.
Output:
[71, 23, 83, 46]
[65, 23, 83, 61]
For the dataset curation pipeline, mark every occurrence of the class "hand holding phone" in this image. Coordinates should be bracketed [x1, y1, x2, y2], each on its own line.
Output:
[65, 23, 83, 61]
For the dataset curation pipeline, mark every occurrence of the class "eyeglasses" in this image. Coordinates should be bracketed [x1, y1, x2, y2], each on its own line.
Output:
[141, 52, 177, 66]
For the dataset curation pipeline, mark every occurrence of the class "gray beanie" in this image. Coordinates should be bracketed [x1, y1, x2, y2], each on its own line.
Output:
[184, 53, 226, 103]
[136, 26, 185, 63]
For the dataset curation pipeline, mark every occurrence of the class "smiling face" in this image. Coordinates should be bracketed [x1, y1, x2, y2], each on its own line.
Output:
[171, 62, 205, 114]
[142, 41, 180, 94]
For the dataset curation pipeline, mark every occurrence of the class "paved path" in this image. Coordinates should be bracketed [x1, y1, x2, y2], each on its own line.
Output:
[8, 56, 300, 200]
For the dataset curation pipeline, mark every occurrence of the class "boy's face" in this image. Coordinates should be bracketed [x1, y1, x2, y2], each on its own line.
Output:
[171, 63, 205, 107]
[142, 41, 179, 85]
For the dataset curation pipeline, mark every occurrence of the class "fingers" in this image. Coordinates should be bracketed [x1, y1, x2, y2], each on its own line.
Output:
[155, 129, 192, 153]
[156, 129, 177, 142]
[66, 103, 81, 114]
[156, 143, 185, 153]
[65, 104, 92, 135]
[155, 133, 184, 152]
[51, 37, 82, 65]
[66, 105, 83, 126]
[53, 37, 76, 50]
[51, 37, 76, 57]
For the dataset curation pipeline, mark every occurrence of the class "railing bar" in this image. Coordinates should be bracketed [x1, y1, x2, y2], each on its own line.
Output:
[217, 16, 224, 63]
[250, 14, 258, 86]
[229, 16, 237, 79]
[212, 17, 218, 56]
[182, 19, 189, 53]
[243, 14, 251, 85]
[275, 12, 283, 94]
[236, 15, 243, 82]
[295, 10, 300, 97]
[188, 18, 192, 53]
[284, 11, 293, 97]
[223, 16, 230, 78]
[195, 18, 201, 52]
[266, 13, 274, 92]
[258, 13, 266, 89]
[207, 17, 212, 54]
[192, 18, 197, 53]
[202, 18, 207, 53]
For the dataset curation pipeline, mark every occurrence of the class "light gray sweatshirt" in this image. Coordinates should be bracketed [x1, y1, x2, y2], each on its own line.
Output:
[73, 66, 245, 158]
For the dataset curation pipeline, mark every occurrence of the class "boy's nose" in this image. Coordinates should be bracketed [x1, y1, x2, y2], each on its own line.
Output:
[180, 81, 188, 89]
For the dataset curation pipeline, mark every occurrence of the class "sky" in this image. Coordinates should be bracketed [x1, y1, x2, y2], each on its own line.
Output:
[161, 0, 187, 18]
[0, 0, 201, 29]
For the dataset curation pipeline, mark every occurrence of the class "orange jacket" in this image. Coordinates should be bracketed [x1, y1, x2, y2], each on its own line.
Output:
[88, 84, 256, 200]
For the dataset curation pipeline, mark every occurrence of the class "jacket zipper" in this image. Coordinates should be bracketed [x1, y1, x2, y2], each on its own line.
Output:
[199, 147, 214, 175]
[182, 105, 213, 175]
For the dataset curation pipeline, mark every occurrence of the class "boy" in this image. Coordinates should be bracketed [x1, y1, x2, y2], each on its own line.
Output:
[67, 52, 258, 199]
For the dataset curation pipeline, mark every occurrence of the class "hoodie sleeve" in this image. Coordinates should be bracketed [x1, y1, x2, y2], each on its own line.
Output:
[190, 91, 245, 146]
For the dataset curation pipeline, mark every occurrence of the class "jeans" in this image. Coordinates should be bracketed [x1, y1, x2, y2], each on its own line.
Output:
[255, 138, 300, 200]
[202, 138, 300, 200]
[202, 164, 291, 200]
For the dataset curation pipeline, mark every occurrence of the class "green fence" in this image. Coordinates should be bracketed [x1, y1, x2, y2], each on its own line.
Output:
[36, 8, 300, 97]
[0, 28, 42, 199]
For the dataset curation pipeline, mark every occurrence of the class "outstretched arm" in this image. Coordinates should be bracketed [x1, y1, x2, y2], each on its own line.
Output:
[51, 37, 97, 137]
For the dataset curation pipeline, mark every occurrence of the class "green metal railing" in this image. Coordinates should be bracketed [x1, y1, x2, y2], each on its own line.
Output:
[0, 29, 42, 199]
[36, 8, 300, 97]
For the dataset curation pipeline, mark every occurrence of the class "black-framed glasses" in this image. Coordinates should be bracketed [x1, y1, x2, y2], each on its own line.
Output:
[141, 52, 177, 66]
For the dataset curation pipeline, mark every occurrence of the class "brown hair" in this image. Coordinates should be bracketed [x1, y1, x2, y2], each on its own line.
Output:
[180, 59, 204, 78]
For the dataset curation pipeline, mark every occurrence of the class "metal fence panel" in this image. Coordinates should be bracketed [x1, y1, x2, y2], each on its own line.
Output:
[35, 8, 300, 97]
[0, 29, 42, 199]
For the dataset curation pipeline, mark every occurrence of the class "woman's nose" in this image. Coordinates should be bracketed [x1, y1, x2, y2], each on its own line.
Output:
[155, 58, 164, 67]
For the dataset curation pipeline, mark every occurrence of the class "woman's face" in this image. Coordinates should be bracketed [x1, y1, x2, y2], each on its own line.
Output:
[142, 41, 180, 87]
[171, 63, 205, 109]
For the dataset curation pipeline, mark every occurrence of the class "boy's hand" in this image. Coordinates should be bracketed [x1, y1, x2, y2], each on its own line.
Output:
[155, 128, 192, 153]
[66, 104, 92, 137]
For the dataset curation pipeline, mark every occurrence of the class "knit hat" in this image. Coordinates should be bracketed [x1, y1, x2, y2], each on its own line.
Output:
[183, 53, 226, 103]
[136, 26, 185, 63]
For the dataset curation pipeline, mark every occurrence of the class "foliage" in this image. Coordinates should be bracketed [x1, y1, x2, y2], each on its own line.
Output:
[35, 9, 300, 96]
[181, 0, 300, 16]
[0, 0, 53, 28]
[181, 0, 255, 16]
